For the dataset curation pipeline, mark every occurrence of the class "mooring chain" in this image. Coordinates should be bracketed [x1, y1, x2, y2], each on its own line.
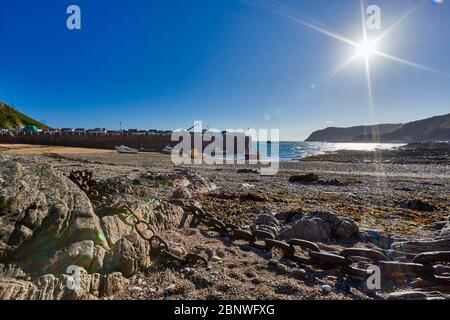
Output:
[125, 206, 208, 267]
[182, 205, 450, 288]
[69, 170, 100, 204]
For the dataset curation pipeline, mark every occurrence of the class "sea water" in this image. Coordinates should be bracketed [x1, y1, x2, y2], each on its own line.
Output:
[256, 141, 405, 162]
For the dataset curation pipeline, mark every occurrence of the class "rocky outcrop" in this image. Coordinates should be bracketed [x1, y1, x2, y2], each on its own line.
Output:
[0, 264, 128, 300]
[278, 210, 359, 242]
[146, 170, 217, 196]
[0, 158, 108, 275]
[0, 157, 191, 300]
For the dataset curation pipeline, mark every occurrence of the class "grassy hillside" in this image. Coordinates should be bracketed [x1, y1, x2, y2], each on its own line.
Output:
[0, 102, 50, 130]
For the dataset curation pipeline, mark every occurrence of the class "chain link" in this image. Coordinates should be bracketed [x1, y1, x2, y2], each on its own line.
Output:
[125, 206, 208, 267]
[68, 171, 449, 289]
[181, 204, 450, 289]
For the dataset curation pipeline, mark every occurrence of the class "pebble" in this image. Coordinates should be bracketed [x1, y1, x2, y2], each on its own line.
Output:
[129, 286, 143, 292]
[275, 263, 289, 274]
[292, 268, 307, 278]
[320, 285, 332, 295]
[210, 255, 222, 262]
[164, 284, 176, 295]
[326, 276, 337, 282]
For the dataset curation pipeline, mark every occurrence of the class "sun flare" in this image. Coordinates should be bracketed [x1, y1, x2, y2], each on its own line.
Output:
[357, 40, 376, 58]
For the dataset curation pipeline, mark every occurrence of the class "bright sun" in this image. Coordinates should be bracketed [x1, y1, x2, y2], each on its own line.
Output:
[357, 40, 376, 58]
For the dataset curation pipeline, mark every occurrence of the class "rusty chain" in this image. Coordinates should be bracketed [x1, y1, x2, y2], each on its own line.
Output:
[69, 170, 101, 206]
[68, 171, 208, 267]
[181, 204, 450, 289]
[66, 170, 449, 288]
[124, 206, 208, 267]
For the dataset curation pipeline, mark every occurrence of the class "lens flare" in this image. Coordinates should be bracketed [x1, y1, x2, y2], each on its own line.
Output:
[357, 40, 376, 58]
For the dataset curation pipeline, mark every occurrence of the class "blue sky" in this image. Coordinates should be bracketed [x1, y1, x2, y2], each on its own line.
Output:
[0, 0, 449, 140]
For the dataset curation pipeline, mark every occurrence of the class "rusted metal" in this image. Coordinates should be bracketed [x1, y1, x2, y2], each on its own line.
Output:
[252, 229, 275, 240]
[377, 261, 434, 279]
[69, 170, 100, 201]
[232, 229, 256, 242]
[309, 251, 350, 267]
[176, 202, 450, 289]
[134, 220, 156, 241]
[264, 239, 295, 256]
[287, 239, 320, 253]
[340, 248, 388, 262]
[413, 251, 450, 264]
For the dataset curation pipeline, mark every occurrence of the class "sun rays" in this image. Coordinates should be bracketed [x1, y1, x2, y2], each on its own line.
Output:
[244, 0, 449, 91]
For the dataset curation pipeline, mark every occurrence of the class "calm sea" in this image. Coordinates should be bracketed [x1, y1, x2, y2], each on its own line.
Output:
[255, 142, 405, 161]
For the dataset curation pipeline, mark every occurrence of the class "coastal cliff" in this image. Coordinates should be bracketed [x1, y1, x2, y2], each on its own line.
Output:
[305, 113, 450, 143]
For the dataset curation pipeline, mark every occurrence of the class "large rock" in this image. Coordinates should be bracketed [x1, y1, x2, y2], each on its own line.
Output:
[44, 240, 95, 274]
[0, 269, 127, 300]
[106, 233, 151, 277]
[278, 210, 359, 242]
[146, 170, 217, 196]
[0, 158, 108, 276]
[254, 213, 280, 237]
[278, 218, 331, 242]
[0, 158, 192, 300]
[100, 272, 129, 297]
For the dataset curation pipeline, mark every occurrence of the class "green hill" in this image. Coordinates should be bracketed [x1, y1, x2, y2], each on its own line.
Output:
[0, 102, 50, 130]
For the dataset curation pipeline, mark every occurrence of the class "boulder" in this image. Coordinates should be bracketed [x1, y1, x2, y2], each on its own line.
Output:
[44, 240, 95, 274]
[106, 233, 151, 277]
[101, 215, 134, 247]
[278, 210, 358, 242]
[279, 218, 331, 242]
[100, 272, 129, 297]
[0, 268, 127, 300]
[0, 158, 108, 276]
[358, 228, 394, 250]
